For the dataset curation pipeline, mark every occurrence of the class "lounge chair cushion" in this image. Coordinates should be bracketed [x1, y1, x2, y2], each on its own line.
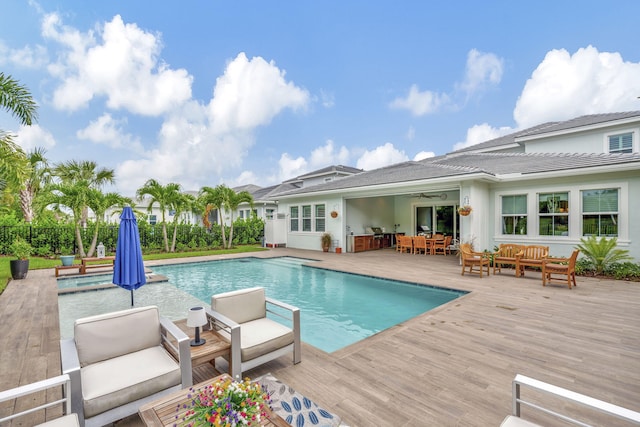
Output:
[80, 346, 181, 418]
[74, 306, 161, 366]
[212, 287, 267, 324]
[500, 415, 541, 427]
[37, 414, 80, 427]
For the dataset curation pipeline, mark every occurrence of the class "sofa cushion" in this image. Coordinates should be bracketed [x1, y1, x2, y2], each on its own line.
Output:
[37, 414, 80, 427]
[500, 415, 541, 427]
[212, 287, 266, 324]
[80, 346, 180, 418]
[224, 318, 294, 362]
[74, 306, 161, 366]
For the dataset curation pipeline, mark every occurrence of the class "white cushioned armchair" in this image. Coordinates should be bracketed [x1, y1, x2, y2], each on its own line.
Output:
[60, 306, 192, 427]
[209, 287, 301, 379]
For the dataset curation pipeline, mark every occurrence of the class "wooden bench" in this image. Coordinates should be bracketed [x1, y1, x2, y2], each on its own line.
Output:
[493, 244, 525, 275]
[55, 264, 82, 277]
[515, 245, 549, 277]
[80, 256, 115, 274]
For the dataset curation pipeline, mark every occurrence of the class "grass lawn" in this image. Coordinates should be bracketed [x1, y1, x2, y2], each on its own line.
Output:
[0, 245, 267, 295]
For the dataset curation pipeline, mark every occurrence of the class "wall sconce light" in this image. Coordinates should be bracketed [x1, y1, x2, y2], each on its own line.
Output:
[187, 306, 207, 346]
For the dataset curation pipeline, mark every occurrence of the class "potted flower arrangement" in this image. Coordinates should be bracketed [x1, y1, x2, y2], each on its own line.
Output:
[9, 237, 33, 280]
[320, 232, 332, 252]
[457, 205, 472, 216]
[180, 376, 271, 426]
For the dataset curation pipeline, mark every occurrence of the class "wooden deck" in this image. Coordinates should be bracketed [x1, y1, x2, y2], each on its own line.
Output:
[1, 248, 639, 426]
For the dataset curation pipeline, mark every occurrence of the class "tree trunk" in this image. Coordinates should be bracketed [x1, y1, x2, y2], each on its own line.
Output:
[18, 187, 34, 223]
[170, 222, 178, 252]
[75, 223, 86, 257]
[161, 223, 169, 252]
[218, 210, 227, 249]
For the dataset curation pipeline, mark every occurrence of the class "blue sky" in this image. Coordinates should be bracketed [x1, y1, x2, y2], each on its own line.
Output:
[1, 1, 639, 195]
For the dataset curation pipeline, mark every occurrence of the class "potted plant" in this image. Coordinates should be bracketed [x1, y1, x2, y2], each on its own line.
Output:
[320, 232, 332, 252]
[9, 237, 33, 280]
[60, 254, 75, 266]
[458, 205, 472, 216]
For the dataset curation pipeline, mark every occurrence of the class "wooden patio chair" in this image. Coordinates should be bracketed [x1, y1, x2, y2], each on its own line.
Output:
[515, 245, 549, 277]
[433, 236, 452, 255]
[398, 236, 413, 254]
[412, 235, 428, 255]
[542, 249, 580, 288]
[459, 243, 491, 277]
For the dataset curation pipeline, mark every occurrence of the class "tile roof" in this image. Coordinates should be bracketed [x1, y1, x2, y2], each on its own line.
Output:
[272, 152, 640, 197]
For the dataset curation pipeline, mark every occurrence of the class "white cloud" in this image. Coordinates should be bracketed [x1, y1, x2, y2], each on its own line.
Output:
[389, 84, 450, 116]
[319, 90, 335, 108]
[452, 123, 514, 151]
[514, 46, 640, 128]
[43, 13, 192, 115]
[277, 153, 308, 181]
[76, 113, 144, 152]
[0, 41, 48, 68]
[209, 53, 309, 133]
[14, 124, 56, 151]
[356, 142, 409, 171]
[458, 49, 504, 96]
[413, 151, 435, 161]
[115, 54, 310, 195]
[309, 140, 350, 167]
[406, 126, 415, 141]
[390, 49, 504, 116]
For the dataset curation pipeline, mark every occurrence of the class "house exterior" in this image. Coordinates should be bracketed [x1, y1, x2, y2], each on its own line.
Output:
[265, 111, 640, 261]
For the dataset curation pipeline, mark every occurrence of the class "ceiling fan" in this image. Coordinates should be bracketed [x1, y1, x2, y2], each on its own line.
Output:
[409, 192, 447, 200]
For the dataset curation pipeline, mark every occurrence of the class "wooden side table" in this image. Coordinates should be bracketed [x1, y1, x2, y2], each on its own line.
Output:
[138, 374, 290, 427]
[168, 319, 232, 377]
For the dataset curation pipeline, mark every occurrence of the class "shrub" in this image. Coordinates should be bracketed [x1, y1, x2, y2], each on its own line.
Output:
[9, 237, 33, 260]
[576, 236, 632, 275]
[603, 262, 640, 280]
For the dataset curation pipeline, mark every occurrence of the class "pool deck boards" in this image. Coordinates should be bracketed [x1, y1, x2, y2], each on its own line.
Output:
[0, 248, 639, 426]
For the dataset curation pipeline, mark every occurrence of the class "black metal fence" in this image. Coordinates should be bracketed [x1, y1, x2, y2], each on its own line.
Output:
[0, 220, 264, 256]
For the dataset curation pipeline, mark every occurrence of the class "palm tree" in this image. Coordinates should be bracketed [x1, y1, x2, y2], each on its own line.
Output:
[0, 72, 37, 202]
[41, 181, 92, 257]
[136, 179, 182, 252]
[224, 188, 254, 249]
[53, 160, 116, 228]
[85, 191, 131, 257]
[19, 147, 51, 223]
[169, 192, 195, 252]
[199, 185, 229, 248]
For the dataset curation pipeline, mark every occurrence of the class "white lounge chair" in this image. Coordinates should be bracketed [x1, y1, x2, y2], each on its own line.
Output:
[501, 374, 640, 426]
[0, 374, 78, 426]
[60, 306, 192, 427]
[208, 286, 301, 378]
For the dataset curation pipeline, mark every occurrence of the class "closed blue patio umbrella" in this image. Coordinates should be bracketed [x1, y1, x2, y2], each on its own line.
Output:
[113, 206, 146, 306]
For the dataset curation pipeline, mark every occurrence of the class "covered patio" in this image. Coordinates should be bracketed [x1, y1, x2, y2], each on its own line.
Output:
[1, 248, 639, 426]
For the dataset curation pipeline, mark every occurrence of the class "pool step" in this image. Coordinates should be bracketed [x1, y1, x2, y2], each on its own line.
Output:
[263, 257, 315, 268]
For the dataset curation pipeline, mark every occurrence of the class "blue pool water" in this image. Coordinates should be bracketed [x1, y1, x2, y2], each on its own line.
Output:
[150, 257, 466, 352]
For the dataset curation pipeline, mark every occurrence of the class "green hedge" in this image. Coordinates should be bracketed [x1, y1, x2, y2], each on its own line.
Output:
[0, 216, 264, 255]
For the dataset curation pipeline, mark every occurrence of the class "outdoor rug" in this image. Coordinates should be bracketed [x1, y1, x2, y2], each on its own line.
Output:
[255, 373, 346, 427]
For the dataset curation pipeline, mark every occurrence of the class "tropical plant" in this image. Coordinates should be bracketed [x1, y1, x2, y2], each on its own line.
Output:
[19, 147, 51, 223]
[169, 192, 196, 252]
[40, 181, 93, 257]
[136, 179, 182, 252]
[9, 236, 33, 260]
[53, 160, 115, 228]
[0, 73, 37, 208]
[576, 235, 632, 275]
[321, 232, 332, 250]
[223, 187, 254, 249]
[199, 185, 229, 248]
[85, 190, 131, 256]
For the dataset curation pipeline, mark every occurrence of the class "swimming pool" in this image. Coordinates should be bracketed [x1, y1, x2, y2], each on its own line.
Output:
[58, 257, 466, 352]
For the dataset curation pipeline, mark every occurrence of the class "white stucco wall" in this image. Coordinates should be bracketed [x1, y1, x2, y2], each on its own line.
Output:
[524, 124, 640, 154]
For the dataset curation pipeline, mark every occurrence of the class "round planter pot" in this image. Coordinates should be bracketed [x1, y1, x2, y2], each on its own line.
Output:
[60, 255, 75, 266]
[10, 259, 29, 280]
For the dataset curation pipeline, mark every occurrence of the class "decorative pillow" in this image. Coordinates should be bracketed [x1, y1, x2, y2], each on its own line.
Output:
[256, 373, 342, 427]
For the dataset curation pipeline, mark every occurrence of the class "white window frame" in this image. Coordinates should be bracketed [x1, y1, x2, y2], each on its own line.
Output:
[289, 203, 326, 233]
[290, 206, 299, 232]
[581, 188, 619, 237]
[315, 204, 326, 232]
[604, 128, 638, 154]
[302, 205, 312, 232]
[500, 194, 528, 235]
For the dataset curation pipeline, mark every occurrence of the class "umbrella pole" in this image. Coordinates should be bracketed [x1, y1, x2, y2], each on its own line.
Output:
[130, 290, 134, 306]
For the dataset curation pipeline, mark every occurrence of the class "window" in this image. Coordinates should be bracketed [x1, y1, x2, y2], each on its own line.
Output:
[290, 206, 299, 231]
[302, 205, 312, 232]
[538, 192, 569, 236]
[266, 209, 275, 220]
[608, 132, 633, 153]
[315, 204, 326, 232]
[239, 210, 244, 219]
[501, 195, 527, 235]
[582, 189, 618, 236]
